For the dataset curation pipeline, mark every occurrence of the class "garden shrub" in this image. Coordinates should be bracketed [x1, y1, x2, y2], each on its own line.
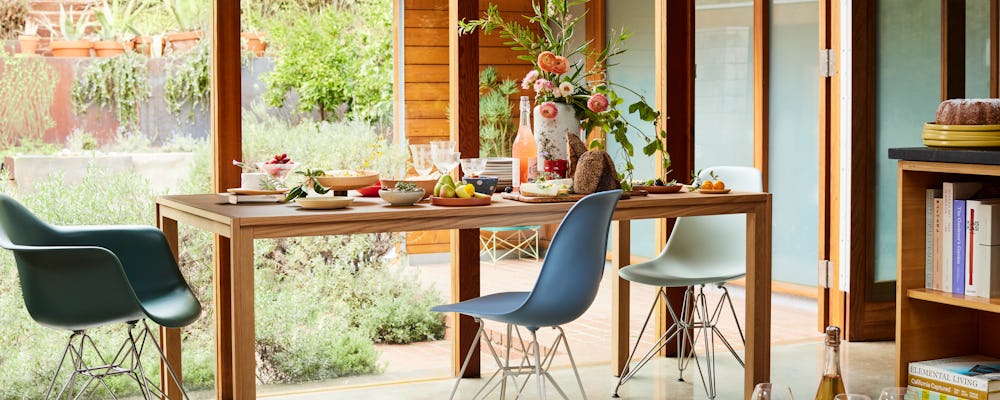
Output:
[262, 0, 392, 125]
[0, 55, 58, 146]
[70, 52, 152, 133]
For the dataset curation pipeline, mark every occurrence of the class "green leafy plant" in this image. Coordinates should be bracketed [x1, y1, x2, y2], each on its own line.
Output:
[263, 1, 392, 124]
[0, 0, 28, 40]
[165, 0, 207, 31]
[70, 52, 152, 132]
[479, 66, 518, 158]
[95, 0, 147, 40]
[459, 0, 670, 182]
[41, 4, 93, 40]
[0, 55, 58, 146]
[163, 39, 209, 118]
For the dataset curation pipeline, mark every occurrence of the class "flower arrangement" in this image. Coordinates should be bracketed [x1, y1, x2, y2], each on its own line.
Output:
[458, 0, 670, 182]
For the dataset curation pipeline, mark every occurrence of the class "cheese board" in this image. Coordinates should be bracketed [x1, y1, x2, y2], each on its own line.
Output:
[501, 193, 584, 203]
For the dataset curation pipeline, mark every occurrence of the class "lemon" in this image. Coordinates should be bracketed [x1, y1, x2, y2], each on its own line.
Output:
[473, 192, 489, 199]
[456, 184, 473, 199]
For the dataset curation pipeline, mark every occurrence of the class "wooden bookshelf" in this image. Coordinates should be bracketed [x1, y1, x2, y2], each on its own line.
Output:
[893, 155, 1000, 386]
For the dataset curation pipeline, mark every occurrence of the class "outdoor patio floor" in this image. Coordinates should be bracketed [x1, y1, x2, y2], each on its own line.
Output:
[247, 252, 874, 399]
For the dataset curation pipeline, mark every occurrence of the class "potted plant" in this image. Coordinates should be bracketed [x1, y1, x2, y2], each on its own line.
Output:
[93, 0, 146, 57]
[17, 19, 39, 56]
[239, 0, 274, 57]
[165, 0, 205, 53]
[43, 5, 93, 57]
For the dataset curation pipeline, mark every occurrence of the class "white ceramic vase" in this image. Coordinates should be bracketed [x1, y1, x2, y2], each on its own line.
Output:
[533, 102, 580, 162]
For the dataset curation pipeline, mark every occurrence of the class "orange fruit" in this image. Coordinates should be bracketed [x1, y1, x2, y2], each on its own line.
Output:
[701, 181, 713, 190]
[712, 180, 725, 190]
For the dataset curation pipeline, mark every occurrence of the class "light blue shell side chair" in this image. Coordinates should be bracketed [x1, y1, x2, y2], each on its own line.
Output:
[433, 189, 623, 400]
[0, 194, 202, 399]
[613, 166, 762, 399]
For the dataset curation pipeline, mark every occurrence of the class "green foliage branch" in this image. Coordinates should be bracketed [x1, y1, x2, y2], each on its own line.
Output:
[0, 55, 58, 146]
[71, 52, 152, 132]
[479, 66, 518, 158]
[164, 39, 210, 118]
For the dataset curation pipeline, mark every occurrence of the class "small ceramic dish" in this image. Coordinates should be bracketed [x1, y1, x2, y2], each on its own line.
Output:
[379, 188, 425, 206]
[462, 176, 499, 194]
[381, 177, 436, 199]
[295, 196, 353, 209]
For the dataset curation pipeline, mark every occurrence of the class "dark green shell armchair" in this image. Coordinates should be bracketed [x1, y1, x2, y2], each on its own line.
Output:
[0, 194, 201, 399]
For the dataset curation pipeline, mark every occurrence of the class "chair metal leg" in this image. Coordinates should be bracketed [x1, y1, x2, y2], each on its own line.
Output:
[555, 326, 588, 400]
[447, 319, 486, 400]
[531, 329, 545, 400]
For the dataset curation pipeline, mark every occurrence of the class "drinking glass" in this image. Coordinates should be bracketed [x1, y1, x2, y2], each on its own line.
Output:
[409, 144, 435, 177]
[460, 158, 486, 177]
[430, 141, 460, 176]
[878, 387, 917, 400]
[834, 395, 872, 400]
[750, 383, 795, 400]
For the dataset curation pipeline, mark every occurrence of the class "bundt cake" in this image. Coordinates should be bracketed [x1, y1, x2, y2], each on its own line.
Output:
[936, 98, 1000, 125]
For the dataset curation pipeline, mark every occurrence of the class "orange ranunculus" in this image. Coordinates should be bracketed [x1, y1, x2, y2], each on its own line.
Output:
[538, 51, 560, 73]
[551, 56, 569, 74]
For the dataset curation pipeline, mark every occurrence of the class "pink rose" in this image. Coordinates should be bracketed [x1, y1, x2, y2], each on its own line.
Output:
[521, 70, 540, 90]
[587, 93, 609, 113]
[539, 102, 559, 119]
[533, 78, 554, 93]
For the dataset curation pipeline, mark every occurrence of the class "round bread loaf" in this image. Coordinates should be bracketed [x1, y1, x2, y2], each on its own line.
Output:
[936, 98, 1000, 125]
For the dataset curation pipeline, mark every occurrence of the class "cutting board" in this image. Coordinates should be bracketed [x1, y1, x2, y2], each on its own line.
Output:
[501, 193, 585, 203]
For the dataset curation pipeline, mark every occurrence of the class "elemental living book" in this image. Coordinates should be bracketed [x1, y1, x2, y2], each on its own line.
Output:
[909, 356, 1000, 400]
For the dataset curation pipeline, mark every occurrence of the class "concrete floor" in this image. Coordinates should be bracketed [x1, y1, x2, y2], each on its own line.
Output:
[253, 340, 896, 399]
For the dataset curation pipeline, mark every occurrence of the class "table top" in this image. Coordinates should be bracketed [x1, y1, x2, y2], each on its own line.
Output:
[157, 191, 770, 238]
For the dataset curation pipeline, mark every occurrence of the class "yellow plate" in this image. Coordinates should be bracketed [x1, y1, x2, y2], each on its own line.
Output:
[312, 170, 380, 191]
[922, 131, 1000, 141]
[295, 196, 354, 210]
[925, 122, 1000, 131]
[923, 128, 1000, 136]
[923, 139, 1000, 147]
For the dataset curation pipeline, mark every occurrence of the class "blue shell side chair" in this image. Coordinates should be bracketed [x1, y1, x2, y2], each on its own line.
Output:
[0, 194, 202, 399]
[433, 189, 623, 400]
[613, 166, 763, 399]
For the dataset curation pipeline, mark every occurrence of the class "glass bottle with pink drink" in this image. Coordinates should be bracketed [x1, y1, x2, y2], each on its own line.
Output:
[511, 96, 538, 188]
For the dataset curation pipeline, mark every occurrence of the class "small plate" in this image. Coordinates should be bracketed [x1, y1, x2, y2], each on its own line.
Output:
[698, 188, 731, 194]
[634, 185, 683, 194]
[925, 122, 1000, 132]
[295, 196, 354, 209]
[430, 196, 492, 206]
[227, 188, 288, 195]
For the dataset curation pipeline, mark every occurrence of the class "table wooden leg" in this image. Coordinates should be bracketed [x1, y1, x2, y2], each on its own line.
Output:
[230, 229, 256, 399]
[745, 199, 772, 399]
[213, 235, 234, 400]
[452, 228, 481, 377]
[612, 220, 630, 376]
[157, 211, 183, 399]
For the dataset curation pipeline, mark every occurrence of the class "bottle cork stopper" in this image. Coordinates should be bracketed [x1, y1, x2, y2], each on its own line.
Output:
[825, 326, 841, 346]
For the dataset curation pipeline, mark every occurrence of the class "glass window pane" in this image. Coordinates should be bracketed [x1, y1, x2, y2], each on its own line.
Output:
[966, 0, 991, 98]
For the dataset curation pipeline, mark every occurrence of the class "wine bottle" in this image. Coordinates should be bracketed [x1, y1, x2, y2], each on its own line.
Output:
[814, 326, 846, 400]
[511, 96, 538, 188]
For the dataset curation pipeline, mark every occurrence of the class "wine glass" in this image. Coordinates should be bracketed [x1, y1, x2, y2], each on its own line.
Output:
[430, 141, 460, 176]
[878, 387, 917, 400]
[409, 144, 435, 178]
[750, 383, 795, 400]
[834, 395, 872, 400]
[460, 158, 486, 177]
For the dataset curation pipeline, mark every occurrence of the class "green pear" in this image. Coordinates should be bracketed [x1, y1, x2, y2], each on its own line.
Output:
[441, 185, 457, 198]
[438, 175, 455, 187]
[434, 182, 443, 197]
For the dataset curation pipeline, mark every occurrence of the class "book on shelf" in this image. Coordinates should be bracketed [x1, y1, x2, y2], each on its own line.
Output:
[909, 355, 1000, 400]
[956, 200, 969, 295]
[934, 198, 944, 291]
[967, 200, 1000, 297]
[221, 193, 286, 204]
[909, 385, 975, 400]
[943, 182, 984, 293]
[929, 189, 943, 289]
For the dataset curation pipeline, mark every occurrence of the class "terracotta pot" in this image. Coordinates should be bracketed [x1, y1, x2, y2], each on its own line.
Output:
[543, 159, 568, 178]
[50, 40, 92, 57]
[93, 40, 129, 57]
[18, 35, 39, 56]
[134, 35, 164, 57]
[241, 32, 267, 56]
[165, 31, 203, 53]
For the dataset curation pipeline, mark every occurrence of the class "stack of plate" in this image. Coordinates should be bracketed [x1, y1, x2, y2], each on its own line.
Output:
[483, 157, 515, 189]
[923, 123, 1000, 148]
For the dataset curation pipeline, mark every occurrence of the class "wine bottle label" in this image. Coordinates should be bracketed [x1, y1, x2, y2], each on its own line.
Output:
[512, 161, 521, 188]
[528, 158, 538, 181]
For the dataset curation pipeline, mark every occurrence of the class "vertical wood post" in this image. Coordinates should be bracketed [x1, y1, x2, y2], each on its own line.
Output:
[753, 0, 770, 191]
[449, 0, 481, 378]
[611, 220, 631, 376]
[991, 0, 998, 98]
[157, 211, 183, 399]
[942, 0, 966, 100]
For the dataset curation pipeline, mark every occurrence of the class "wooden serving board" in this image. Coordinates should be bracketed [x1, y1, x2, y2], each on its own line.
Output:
[501, 193, 585, 203]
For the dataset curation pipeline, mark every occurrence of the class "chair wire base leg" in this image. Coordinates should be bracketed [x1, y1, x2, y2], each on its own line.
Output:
[614, 287, 696, 397]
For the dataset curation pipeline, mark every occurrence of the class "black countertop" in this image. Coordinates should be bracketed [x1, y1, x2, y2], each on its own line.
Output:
[888, 147, 1000, 165]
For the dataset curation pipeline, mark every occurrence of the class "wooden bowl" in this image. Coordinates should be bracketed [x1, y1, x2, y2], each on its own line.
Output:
[313, 170, 379, 191]
[295, 196, 354, 209]
[381, 177, 436, 199]
[634, 185, 683, 194]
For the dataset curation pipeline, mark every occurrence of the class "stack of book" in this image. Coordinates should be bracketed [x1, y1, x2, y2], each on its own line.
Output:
[925, 182, 1000, 298]
[908, 355, 1000, 399]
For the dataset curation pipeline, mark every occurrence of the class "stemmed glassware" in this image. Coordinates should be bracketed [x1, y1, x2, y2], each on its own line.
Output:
[751, 383, 795, 400]
[878, 387, 916, 400]
[409, 144, 436, 178]
[460, 158, 486, 177]
[430, 140, 461, 176]
[834, 395, 872, 400]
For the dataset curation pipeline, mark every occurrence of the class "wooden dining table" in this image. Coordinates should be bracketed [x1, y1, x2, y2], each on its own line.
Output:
[155, 190, 771, 399]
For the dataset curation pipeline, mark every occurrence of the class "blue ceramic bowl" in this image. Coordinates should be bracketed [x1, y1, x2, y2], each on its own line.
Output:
[462, 176, 499, 194]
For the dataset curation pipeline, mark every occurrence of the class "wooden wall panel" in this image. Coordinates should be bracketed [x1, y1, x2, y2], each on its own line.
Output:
[401, 0, 540, 253]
